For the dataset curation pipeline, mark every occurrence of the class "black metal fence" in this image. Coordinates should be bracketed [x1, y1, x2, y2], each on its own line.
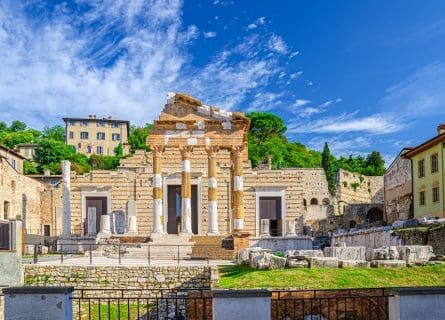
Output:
[26, 243, 229, 265]
[0, 220, 9, 250]
[71, 288, 212, 320]
[272, 288, 389, 320]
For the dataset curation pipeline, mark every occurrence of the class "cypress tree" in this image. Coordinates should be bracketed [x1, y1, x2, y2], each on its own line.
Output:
[322, 142, 335, 194]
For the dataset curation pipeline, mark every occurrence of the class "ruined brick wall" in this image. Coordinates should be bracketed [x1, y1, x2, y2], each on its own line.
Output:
[0, 158, 44, 233]
[337, 169, 384, 205]
[384, 155, 412, 223]
[39, 185, 63, 235]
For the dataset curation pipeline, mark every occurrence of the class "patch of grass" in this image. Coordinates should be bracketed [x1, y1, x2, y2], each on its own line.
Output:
[273, 252, 284, 257]
[75, 302, 152, 320]
[218, 264, 445, 289]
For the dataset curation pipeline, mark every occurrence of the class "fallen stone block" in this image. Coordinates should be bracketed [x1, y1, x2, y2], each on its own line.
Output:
[370, 260, 406, 268]
[250, 252, 286, 270]
[324, 246, 366, 261]
[285, 250, 323, 259]
[309, 257, 339, 268]
[396, 245, 434, 264]
[269, 255, 287, 270]
[339, 260, 369, 268]
[367, 246, 399, 261]
[287, 259, 309, 268]
[238, 247, 264, 265]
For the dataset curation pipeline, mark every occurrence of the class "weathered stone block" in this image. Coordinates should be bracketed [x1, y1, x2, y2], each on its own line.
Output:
[370, 260, 406, 268]
[286, 259, 309, 268]
[237, 247, 262, 265]
[285, 250, 323, 259]
[367, 246, 399, 261]
[309, 257, 339, 268]
[324, 246, 366, 261]
[396, 245, 434, 264]
[339, 260, 369, 268]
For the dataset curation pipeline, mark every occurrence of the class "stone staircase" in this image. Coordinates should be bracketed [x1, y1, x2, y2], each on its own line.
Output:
[189, 236, 235, 260]
[121, 234, 194, 260]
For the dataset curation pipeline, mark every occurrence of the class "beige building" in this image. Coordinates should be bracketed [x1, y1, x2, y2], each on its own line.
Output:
[0, 146, 25, 174]
[63, 115, 130, 156]
[14, 143, 39, 160]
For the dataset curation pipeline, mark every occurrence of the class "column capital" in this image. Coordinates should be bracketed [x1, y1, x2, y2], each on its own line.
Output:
[179, 145, 194, 157]
[205, 145, 220, 156]
[151, 145, 165, 156]
[231, 145, 245, 157]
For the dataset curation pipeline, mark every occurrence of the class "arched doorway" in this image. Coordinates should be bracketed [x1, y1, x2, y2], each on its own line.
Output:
[367, 207, 383, 223]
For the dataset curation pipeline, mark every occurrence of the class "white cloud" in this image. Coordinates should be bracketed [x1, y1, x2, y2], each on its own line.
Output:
[203, 31, 217, 38]
[307, 136, 371, 156]
[290, 71, 303, 79]
[379, 61, 445, 117]
[247, 92, 284, 112]
[0, 1, 286, 128]
[268, 34, 288, 54]
[247, 16, 266, 30]
[289, 51, 299, 58]
[294, 99, 310, 108]
[288, 113, 404, 134]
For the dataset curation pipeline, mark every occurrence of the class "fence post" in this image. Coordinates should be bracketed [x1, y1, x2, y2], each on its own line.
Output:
[388, 287, 445, 320]
[33, 244, 37, 264]
[89, 244, 92, 265]
[4, 286, 74, 320]
[212, 290, 271, 320]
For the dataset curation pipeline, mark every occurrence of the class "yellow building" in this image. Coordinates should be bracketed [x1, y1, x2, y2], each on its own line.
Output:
[404, 124, 445, 218]
[63, 115, 130, 156]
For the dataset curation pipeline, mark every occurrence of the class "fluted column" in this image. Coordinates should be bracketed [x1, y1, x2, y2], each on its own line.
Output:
[232, 145, 245, 232]
[206, 146, 219, 235]
[180, 145, 193, 234]
[152, 146, 164, 234]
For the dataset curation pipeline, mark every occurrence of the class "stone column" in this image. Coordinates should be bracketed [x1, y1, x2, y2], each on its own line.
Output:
[260, 219, 270, 237]
[232, 146, 245, 232]
[61, 160, 71, 237]
[286, 220, 297, 237]
[152, 146, 164, 234]
[100, 215, 111, 235]
[180, 145, 193, 234]
[206, 146, 219, 235]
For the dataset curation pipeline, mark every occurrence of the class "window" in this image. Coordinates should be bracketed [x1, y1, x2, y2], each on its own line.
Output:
[77, 143, 82, 149]
[80, 120, 89, 127]
[97, 132, 105, 140]
[43, 225, 51, 237]
[431, 154, 439, 173]
[96, 120, 105, 127]
[87, 146, 92, 153]
[310, 198, 318, 205]
[97, 146, 103, 155]
[112, 133, 121, 141]
[111, 121, 119, 128]
[420, 191, 426, 206]
[68, 120, 76, 126]
[80, 132, 89, 139]
[69, 131, 74, 139]
[433, 186, 440, 202]
[12, 159, 16, 169]
[418, 159, 425, 178]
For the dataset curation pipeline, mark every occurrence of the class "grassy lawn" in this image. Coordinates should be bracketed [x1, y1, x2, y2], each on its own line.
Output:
[74, 303, 151, 320]
[218, 264, 445, 289]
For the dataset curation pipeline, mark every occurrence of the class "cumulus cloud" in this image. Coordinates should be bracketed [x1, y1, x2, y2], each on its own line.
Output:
[247, 16, 266, 29]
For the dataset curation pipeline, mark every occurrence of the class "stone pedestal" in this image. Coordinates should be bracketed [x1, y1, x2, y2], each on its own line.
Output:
[127, 216, 137, 235]
[260, 219, 270, 237]
[285, 220, 297, 237]
[99, 214, 111, 234]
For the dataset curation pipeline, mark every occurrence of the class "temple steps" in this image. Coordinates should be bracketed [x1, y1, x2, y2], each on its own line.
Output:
[189, 236, 235, 260]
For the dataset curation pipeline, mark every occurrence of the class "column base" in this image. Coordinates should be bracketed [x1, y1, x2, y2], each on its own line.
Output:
[207, 231, 220, 236]
[150, 231, 166, 241]
[179, 231, 193, 236]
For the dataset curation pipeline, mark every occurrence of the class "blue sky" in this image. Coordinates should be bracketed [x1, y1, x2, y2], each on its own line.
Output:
[1, 1, 445, 164]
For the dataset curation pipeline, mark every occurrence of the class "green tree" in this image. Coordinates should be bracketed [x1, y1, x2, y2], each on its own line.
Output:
[114, 143, 123, 157]
[23, 160, 38, 174]
[34, 139, 75, 173]
[0, 121, 8, 132]
[128, 124, 153, 151]
[365, 151, 386, 175]
[42, 125, 65, 141]
[247, 112, 287, 143]
[322, 142, 335, 194]
[9, 120, 27, 132]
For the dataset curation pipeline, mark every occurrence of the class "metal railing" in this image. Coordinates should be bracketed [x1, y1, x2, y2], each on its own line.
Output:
[272, 288, 390, 320]
[71, 288, 212, 320]
[25, 242, 233, 265]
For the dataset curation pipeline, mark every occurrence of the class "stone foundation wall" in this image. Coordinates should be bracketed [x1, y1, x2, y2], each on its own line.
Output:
[332, 227, 403, 249]
[24, 265, 216, 291]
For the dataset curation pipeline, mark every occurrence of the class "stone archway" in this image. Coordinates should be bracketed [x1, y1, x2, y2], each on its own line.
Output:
[366, 207, 383, 223]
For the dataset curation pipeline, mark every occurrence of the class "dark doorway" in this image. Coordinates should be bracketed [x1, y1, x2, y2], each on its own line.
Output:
[259, 196, 282, 236]
[85, 197, 108, 235]
[167, 185, 198, 234]
[367, 207, 383, 223]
